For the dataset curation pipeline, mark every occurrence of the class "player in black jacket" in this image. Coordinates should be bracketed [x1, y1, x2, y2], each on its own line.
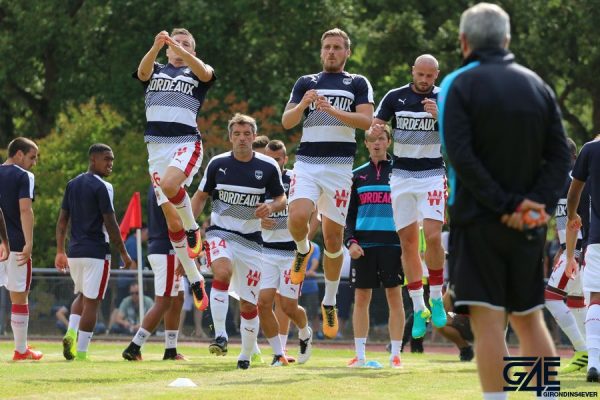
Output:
[439, 3, 570, 397]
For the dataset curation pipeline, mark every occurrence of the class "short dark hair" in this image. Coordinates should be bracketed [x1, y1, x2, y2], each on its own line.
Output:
[252, 135, 270, 149]
[266, 139, 286, 154]
[566, 137, 577, 156]
[88, 143, 112, 156]
[8, 137, 37, 157]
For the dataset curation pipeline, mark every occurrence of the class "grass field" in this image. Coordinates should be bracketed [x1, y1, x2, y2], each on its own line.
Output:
[0, 340, 598, 399]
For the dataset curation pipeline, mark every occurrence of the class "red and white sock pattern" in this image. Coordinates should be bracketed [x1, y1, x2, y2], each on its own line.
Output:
[168, 229, 202, 283]
[167, 187, 199, 231]
[210, 280, 230, 339]
[427, 267, 444, 300]
[407, 281, 426, 311]
[11, 304, 29, 353]
[567, 296, 587, 338]
[239, 308, 259, 361]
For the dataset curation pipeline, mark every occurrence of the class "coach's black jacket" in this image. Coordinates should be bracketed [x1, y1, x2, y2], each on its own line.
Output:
[440, 48, 570, 226]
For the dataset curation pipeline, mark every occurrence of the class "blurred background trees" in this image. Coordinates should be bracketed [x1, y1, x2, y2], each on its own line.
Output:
[0, 0, 596, 266]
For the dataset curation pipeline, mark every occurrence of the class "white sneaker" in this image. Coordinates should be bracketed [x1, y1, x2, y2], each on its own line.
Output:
[347, 356, 366, 368]
[298, 327, 312, 364]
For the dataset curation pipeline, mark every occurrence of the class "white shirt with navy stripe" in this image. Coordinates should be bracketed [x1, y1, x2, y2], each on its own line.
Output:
[199, 151, 284, 241]
[375, 84, 444, 178]
[288, 72, 374, 165]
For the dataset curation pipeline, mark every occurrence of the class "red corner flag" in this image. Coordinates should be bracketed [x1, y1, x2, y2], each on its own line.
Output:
[119, 192, 142, 240]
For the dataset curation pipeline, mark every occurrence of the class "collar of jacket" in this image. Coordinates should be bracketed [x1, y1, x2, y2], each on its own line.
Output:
[369, 153, 393, 167]
[463, 47, 515, 66]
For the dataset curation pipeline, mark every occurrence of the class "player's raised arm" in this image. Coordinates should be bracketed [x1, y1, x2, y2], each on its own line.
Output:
[164, 35, 214, 83]
[137, 31, 169, 81]
[282, 89, 318, 130]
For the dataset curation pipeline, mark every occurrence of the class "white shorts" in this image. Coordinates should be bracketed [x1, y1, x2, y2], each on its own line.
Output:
[205, 230, 263, 305]
[583, 244, 600, 293]
[261, 248, 301, 300]
[547, 252, 584, 296]
[68, 257, 111, 300]
[147, 141, 203, 205]
[390, 174, 446, 230]
[148, 253, 183, 297]
[289, 161, 352, 226]
[0, 252, 32, 292]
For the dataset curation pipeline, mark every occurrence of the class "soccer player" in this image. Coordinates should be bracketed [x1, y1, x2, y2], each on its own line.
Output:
[282, 28, 374, 339]
[191, 114, 286, 370]
[344, 126, 404, 368]
[55, 144, 134, 361]
[441, 3, 570, 398]
[122, 187, 188, 361]
[258, 140, 313, 366]
[545, 138, 589, 373]
[566, 135, 600, 382]
[134, 28, 215, 310]
[371, 53, 447, 339]
[0, 137, 42, 361]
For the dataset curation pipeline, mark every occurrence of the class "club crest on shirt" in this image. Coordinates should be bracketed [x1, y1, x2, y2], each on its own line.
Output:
[343, 77, 352, 85]
[255, 170, 263, 180]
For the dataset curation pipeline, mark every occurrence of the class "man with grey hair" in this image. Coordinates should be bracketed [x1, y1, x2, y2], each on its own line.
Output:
[371, 53, 447, 341]
[439, 2, 570, 398]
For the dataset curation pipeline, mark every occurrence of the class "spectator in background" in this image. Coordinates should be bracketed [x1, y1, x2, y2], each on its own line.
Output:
[109, 283, 154, 334]
[54, 303, 105, 335]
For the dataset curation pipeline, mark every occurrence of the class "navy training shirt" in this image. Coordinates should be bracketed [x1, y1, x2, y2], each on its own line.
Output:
[572, 140, 600, 245]
[61, 173, 114, 259]
[0, 164, 34, 252]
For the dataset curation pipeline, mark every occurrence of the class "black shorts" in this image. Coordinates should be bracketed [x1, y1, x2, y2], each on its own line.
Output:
[448, 221, 546, 315]
[350, 246, 403, 289]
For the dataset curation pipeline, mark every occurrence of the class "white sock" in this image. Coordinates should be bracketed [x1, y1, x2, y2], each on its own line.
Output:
[169, 189, 199, 231]
[586, 305, 600, 370]
[68, 314, 81, 331]
[409, 288, 426, 312]
[239, 314, 259, 361]
[267, 335, 284, 356]
[546, 300, 586, 351]
[132, 327, 151, 347]
[571, 306, 587, 338]
[355, 337, 366, 360]
[295, 238, 310, 254]
[429, 285, 443, 300]
[11, 305, 29, 353]
[165, 330, 178, 349]
[253, 339, 261, 354]
[210, 288, 229, 339]
[391, 340, 402, 357]
[323, 278, 340, 306]
[298, 325, 311, 341]
[279, 334, 288, 351]
[77, 330, 94, 353]
[589, 348, 600, 371]
[168, 229, 202, 283]
[482, 393, 507, 400]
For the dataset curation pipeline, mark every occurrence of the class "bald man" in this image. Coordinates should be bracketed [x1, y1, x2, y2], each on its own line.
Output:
[371, 54, 447, 341]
